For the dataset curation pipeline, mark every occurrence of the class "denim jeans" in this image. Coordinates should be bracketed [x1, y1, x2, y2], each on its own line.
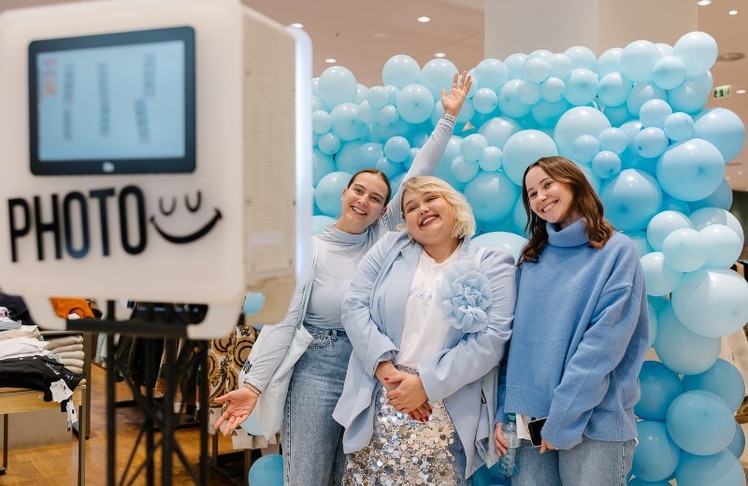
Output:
[282, 324, 351, 486]
[512, 436, 636, 486]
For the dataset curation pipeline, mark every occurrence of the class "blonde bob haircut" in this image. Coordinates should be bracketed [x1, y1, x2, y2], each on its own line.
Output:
[397, 175, 476, 239]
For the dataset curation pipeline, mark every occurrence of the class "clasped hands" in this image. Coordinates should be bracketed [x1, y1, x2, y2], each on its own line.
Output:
[376, 361, 432, 422]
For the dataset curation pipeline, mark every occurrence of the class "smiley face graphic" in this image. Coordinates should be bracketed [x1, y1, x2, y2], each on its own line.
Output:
[150, 190, 222, 244]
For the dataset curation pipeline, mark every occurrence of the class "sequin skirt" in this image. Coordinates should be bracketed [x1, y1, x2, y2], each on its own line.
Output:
[344, 382, 467, 485]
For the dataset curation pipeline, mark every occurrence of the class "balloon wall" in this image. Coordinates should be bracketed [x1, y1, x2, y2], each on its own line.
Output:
[309, 30, 748, 484]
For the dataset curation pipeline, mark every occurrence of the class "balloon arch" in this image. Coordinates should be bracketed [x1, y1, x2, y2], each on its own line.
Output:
[307, 31, 748, 484]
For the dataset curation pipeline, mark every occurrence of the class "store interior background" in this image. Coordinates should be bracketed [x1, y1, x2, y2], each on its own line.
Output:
[1, 0, 748, 483]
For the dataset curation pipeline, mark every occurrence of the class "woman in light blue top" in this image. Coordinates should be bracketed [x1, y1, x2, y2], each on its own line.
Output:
[334, 176, 515, 483]
[495, 156, 648, 486]
[214, 72, 472, 486]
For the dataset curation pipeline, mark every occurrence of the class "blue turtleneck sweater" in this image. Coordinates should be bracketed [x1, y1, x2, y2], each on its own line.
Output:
[501, 219, 649, 450]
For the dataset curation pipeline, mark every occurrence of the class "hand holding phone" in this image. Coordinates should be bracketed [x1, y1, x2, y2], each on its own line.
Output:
[528, 417, 547, 447]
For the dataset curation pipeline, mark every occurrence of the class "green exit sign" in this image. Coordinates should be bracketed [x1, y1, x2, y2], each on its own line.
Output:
[713, 85, 732, 98]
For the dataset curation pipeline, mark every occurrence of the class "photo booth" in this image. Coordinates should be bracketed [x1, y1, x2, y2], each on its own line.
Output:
[0, 0, 312, 339]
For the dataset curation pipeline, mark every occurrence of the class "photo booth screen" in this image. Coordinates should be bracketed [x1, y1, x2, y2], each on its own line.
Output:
[28, 26, 196, 175]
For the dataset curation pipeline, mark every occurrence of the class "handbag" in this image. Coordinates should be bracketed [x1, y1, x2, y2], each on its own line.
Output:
[239, 241, 317, 440]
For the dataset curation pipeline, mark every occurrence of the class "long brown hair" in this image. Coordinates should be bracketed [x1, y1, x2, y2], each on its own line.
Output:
[519, 156, 614, 265]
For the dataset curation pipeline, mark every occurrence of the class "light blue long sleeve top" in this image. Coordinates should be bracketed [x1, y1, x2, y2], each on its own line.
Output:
[501, 220, 649, 450]
[244, 117, 457, 392]
[332, 231, 516, 478]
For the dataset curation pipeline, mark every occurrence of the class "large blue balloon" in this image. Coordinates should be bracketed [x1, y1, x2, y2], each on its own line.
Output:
[656, 138, 725, 202]
[600, 169, 662, 232]
[653, 303, 720, 375]
[631, 420, 681, 481]
[502, 129, 558, 185]
[635, 360, 683, 421]
[382, 54, 421, 89]
[666, 390, 735, 456]
[463, 171, 519, 223]
[675, 450, 745, 486]
[693, 107, 746, 163]
[681, 358, 745, 411]
[248, 454, 284, 486]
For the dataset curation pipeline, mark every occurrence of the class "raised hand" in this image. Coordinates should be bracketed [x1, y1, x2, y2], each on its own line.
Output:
[441, 71, 472, 117]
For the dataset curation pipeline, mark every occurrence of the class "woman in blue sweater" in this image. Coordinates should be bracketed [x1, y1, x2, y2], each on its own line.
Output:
[495, 156, 649, 485]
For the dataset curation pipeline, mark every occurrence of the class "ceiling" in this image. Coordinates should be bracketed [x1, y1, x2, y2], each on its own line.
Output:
[5, 0, 748, 191]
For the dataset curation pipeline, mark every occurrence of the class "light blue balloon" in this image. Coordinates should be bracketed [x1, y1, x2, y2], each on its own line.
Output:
[479, 146, 503, 172]
[636, 361, 684, 422]
[628, 479, 671, 486]
[564, 68, 599, 106]
[553, 106, 611, 157]
[502, 129, 558, 185]
[662, 227, 707, 272]
[666, 390, 735, 456]
[357, 100, 375, 124]
[375, 156, 403, 181]
[675, 450, 745, 486]
[604, 104, 635, 127]
[311, 214, 336, 235]
[682, 358, 745, 411]
[472, 88, 499, 114]
[656, 138, 725, 202]
[646, 210, 693, 251]
[667, 75, 711, 114]
[460, 134, 488, 162]
[689, 178, 733, 212]
[531, 99, 572, 129]
[383, 136, 411, 163]
[334, 140, 364, 173]
[548, 53, 572, 79]
[598, 72, 632, 108]
[699, 223, 742, 268]
[627, 82, 667, 118]
[317, 65, 358, 109]
[472, 231, 528, 264]
[523, 56, 550, 83]
[248, 454, 284, 486]
[312, 110, 332, 135]
[640, 251, 683, 297]
[330, 102, 366, 141]
[634, 127, 668, 158]
[450, 156, 479, 183]
[628, 230, 652, 258]
[639, 99, 673, 129]
[242, 292, 265, 315]
[504, 53, 528, 80]
[356, 83, 369, 103]
[540, 77, 566, 103]
[317, 132, 341, 155]
[463, 171, 520, 223]
[598, 127, 628, 154]
[498, 79, 531, 118]
[671, 268, 748, 338]
[312, 149, 336, 185]
[672, 31, 718, 77]
[314, 171, 351, 218]
[384, 84, 400, 104]
[367, 86, 389, 110]
[517, 80, 541, 106]
[620, 39, 661, 82]
[240, 412, 263, 436]
[571, 134, 600, 164]
[600, 169, 662, 232]
[690, 207, 744, 243]
[652, 55, 687, 90]
[376, 104, 400, 129]
[564, 45, 597, 71]
[727, 421, 746, 459]
[355, 142, 385, 171]
[693, 107, 746, 163]
[631, 420, 681, 481]
[473, 58, 509, 92]
[396, 84, 435, 124]
[477, 117, 522, 148]
[421, 58, 458, 99]
[661, 197, 691, 215]
[663, 112, 695, 141]
[654, 303, 720, 375]
[382, 54, 421, 89]
[596, 47, 623, 77]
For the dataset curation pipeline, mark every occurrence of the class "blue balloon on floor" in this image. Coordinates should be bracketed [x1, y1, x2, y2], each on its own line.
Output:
[249, 454, 283, 485]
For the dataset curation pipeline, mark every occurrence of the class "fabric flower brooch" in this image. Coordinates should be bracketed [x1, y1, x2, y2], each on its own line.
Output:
[438, 260, 492, 334]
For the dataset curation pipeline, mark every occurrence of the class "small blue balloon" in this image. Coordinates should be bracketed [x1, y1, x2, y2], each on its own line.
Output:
[639, 99, 673, 129]
[682, 358, 745, 411]
[450, 156, 479, 183]
[631, 420, 681, 481]
[640, 251, 683, 297]
[248, 454, 284, 486]
[472, 87, 499, 114]
[656, 138, 724, 202]
[314, 171, 351, 218]
[663, 112, 695, 141]
[646, 210, 693, 251]
[461, 134, 489, 162]
[242, 292, 265, 315]
[383, 136, 411, 163]
[473, 58, 509, 92]
[598, 127, 628, 154]
[317, 65, 358, 109]
[463, 171, 519, 223]
[311, 215, 336, 235]
[726, 421, 746, 459]
[636, 361, 684, 421]
[396, 84, 435, 124]
[652, 55, 687, 90]
[598, 72, 631, 107]
[666, 390, 736, 455]
[620, 39, 661, 83]
[421, 58, 458, 99]
[564, 68, 599, 106]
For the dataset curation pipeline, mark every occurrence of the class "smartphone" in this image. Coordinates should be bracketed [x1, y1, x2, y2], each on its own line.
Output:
[528, 417, 547, 447]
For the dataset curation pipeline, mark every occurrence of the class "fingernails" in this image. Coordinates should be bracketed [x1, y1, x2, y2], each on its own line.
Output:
[384, 377, 390, 381]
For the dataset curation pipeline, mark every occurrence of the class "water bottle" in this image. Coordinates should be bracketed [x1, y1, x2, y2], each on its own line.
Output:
[498, 413, 520, 478]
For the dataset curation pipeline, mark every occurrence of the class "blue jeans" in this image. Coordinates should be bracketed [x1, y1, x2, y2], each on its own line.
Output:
[512, 436, 636, 486]
[282, 324, 351, 486]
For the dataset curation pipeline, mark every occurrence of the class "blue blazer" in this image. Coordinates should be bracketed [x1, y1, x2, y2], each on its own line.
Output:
[333, 231, 515, 478]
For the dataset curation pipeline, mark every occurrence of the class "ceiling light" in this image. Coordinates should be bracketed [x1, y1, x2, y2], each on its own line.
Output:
[728, 9, 738, 15]
[289, 22, 303, 29]
[696, 0, 711, 5]
[417, 16, 431, 23]
[325, 58, 336, 64]
[737, 89, 747, 95]
[434, 52, 446, 58]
